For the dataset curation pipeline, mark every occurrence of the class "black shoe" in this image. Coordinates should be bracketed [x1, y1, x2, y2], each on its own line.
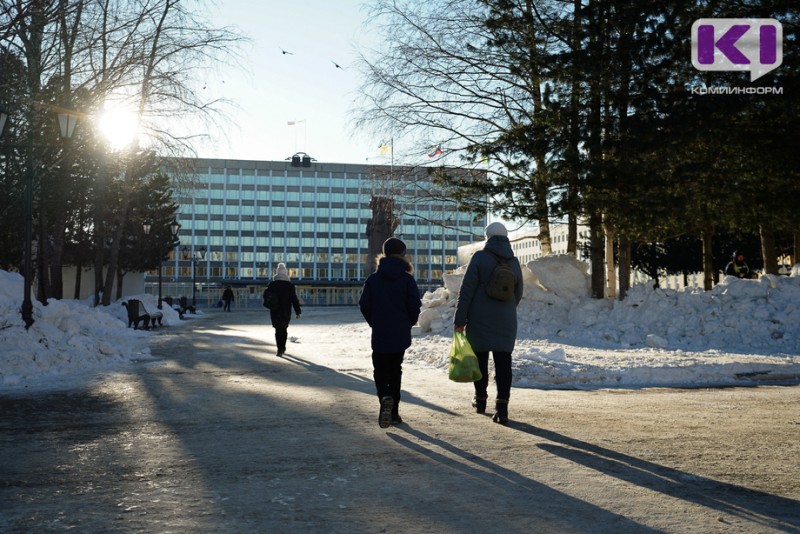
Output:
[276, 349, 284, 357]
[472, 395, 488, 414]
[390, 413, 403, 425]
[492, 399, 509, 425]
[379, 396, 394, 429]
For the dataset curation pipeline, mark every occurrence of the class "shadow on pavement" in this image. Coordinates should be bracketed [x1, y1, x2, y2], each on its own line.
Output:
[511, 422, 800, 533]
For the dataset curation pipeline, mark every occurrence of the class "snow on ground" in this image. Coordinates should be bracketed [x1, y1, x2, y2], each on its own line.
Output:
[1, 256, 799, 394]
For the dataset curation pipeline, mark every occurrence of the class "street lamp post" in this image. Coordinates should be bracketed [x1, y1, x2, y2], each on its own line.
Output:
[182, 245, 206, 308]
[164, 219, 181, 309]
[0, 105, 79, 329]
[143, 218, 180, 310]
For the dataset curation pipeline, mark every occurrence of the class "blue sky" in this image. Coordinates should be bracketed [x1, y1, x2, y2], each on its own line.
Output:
[199, 0, 382, 164]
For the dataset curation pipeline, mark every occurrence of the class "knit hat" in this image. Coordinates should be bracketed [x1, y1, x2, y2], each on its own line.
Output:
[382, 237, 407, 256]
[276, 263, 288, 276]
[484, 222, 508, 238]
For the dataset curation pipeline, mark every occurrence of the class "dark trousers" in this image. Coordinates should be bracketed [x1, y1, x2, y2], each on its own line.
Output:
[372, 351, 404, 408]
[473, 351, 512, 400]
[275, 327, 288, 353]
[223, 300, 231, 311]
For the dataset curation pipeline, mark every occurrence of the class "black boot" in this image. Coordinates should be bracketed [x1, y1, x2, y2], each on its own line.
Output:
[379, 396, 394, 429]
[390, 407, 403, 425]
[492, 399, 509, 425]
[472, 394, 488, 414]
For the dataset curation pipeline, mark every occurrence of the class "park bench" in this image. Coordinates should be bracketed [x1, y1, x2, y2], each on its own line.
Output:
[162, 296, 194, 318]
[122, 299, 163, 329]
[162, 296, 183, 319]
[179, 296, 196, 315]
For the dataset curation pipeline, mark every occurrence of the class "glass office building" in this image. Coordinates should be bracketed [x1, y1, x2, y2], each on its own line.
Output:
[147, 158, 486, 307]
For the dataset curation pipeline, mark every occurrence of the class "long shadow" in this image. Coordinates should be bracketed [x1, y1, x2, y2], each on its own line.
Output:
[390, 425, 660, 532]
[511, 422, 800, 532]
[160, 313, 458, 418]
[123, 312, 469, 528]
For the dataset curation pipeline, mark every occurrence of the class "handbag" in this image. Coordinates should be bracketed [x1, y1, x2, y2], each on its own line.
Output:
[448, 331, 482, 383]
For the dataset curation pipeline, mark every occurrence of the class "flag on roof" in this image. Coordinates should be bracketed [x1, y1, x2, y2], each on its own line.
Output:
[378, 140, 392, 155]
[428, 144, 443, 158]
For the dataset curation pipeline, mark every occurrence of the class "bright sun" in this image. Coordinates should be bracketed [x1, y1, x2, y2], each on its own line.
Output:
[98, 105, 139, 150]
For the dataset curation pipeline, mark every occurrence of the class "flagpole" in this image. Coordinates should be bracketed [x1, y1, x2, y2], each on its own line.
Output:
[390, 137, 394, 201]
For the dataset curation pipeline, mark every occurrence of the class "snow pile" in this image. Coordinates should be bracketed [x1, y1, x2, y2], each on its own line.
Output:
[1, 257, 799, 393]
[0, 270, 176, 390]
[415, 255, 800, 354]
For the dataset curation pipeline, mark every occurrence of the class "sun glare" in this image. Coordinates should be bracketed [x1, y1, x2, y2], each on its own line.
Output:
[98, 105, 139, 150]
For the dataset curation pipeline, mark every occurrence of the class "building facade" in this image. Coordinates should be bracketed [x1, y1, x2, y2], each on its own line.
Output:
[146, 158, 486, 307]
[508, 223, 591, 266]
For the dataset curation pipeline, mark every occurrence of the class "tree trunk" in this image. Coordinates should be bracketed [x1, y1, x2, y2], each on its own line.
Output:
[589, 210, 605, 298]
[116, 267, 125, 301]
[759, 225, 778, 275]
[618, 235, 631, 300]
[567, 210, 578, 256]
[701, 229, 714, 291]
[794, 229, 799, 266]
[74, 262, 82, 299]
[604, 219, 616, 298]
[94, 241, 104, 306]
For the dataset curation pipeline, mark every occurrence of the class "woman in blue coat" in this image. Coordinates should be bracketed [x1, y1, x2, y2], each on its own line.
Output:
[359, 238, 422, 428]
[454, 222, 523, 424]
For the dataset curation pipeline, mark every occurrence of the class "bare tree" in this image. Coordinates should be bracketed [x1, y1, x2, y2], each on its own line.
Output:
[0, 0, 246, 306]
[353, 0, 561, 254]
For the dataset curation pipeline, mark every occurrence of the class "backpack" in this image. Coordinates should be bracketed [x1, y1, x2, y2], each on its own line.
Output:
[484, 250, 516, 301]
[263, 288, 280, 310]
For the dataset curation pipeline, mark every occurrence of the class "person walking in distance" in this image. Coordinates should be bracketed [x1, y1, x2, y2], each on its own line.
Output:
[264, 263, 301, 357]
[454, 222, 523, 424]
[359, 238, 422, 428]
[222, 285, 234, 312]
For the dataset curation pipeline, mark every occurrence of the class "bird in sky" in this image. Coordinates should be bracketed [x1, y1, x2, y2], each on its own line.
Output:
[331, 61, 344, 69]
[279, 46, 294, 55]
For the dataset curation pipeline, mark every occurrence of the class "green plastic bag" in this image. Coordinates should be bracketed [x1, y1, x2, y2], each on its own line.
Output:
[448, 331, 482, 382]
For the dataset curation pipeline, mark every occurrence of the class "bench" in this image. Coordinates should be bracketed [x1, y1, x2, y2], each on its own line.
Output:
[179, 296, 196, 315]
[163, 296, 194, 318]
[163, 296, 183, 319]
[123, 299, 163, 329]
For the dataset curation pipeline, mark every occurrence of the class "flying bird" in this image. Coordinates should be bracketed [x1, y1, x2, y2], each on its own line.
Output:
[331, 61, 344, 70]
[279, 46, 294, 55]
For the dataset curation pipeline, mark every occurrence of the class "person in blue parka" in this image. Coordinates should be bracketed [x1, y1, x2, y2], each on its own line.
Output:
[359, 237, 422, 428]
[454, 222, 523, 424]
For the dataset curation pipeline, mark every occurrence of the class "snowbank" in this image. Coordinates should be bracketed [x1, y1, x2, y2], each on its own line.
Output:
[414, 255, 800, 354]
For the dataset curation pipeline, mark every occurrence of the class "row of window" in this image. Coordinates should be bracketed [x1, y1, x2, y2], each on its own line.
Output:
[200, 172, 441, 191]
[166, 251, 459, 266]
[159, 265, 447, 281]
[181, 201, 467, 218]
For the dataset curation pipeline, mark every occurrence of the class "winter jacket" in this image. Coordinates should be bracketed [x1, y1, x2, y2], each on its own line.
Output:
[725, 260, 753, 279]
[265, 279, 301, 329]
[453, 235, 523, 353]
[359, 256, 422, 353]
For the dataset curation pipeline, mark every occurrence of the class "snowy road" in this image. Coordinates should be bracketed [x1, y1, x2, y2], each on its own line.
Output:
[1, 309, 798, 533]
